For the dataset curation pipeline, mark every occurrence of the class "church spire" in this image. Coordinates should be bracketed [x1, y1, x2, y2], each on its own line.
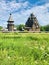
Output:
[8, 13, 14, 21]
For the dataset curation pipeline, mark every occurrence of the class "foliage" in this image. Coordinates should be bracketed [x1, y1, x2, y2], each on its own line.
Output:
[40, 24, 49, 31]
[45, 24, 49, 31]
[0, 32, 49, 65]
[0, 26, 3, 30]
[16, 24, 25, 31]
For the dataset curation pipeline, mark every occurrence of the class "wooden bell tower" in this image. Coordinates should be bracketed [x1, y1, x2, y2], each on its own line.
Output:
[7, 14, 14, 31]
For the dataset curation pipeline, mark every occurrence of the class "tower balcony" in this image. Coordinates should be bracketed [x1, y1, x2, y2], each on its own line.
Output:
[8, 23, 14, 25]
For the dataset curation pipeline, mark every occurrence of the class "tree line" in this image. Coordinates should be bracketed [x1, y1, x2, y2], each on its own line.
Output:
[16, 24, 49, 31]
[40, 24, 49, 31]
[0, 24, 49, 31]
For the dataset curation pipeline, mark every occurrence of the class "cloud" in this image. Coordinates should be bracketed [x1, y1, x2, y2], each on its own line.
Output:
[0, 0, 49, 27]
[0, 0, 30, 27]
[0, 0, 31, 13]
[19, 3, 49, 25]
[13, 3, 49, 26]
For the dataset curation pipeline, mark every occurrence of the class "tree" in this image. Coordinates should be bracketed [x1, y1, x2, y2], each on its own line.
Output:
[16, 24, 25, 31]
[0, 26, 3, 31]
[45, 25, 49, 31]
[40, 26, 45, 31]
[40, 24, 49, 31]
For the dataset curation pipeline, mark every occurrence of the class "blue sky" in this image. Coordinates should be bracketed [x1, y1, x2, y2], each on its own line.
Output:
[0, 0, 49, 27]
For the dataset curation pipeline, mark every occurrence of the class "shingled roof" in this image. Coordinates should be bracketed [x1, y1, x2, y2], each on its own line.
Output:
[8, 13, 14, 22]
[25, 13, 40, 31]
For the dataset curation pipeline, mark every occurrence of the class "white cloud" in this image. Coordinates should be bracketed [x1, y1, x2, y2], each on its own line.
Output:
[0, 0, 30, 27]
[17, 3, 49, 26]
[0, 0, 30, 12]
[0, 0, 49, 27]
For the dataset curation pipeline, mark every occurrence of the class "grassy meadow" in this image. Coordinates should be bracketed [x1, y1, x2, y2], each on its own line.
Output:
[0, 32, 49, 65]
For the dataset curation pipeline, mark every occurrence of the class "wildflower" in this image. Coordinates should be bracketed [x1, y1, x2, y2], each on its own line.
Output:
[7, 56, 10, 59]
[47, 47, 49, 50]
[40, 47, 44, 50]
[35, 61, 38, 64]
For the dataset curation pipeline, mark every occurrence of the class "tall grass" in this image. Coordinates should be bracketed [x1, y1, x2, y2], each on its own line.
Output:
[0, 32, 49, 65]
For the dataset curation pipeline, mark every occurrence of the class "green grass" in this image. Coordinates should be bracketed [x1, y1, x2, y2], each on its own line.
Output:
[0, 32, 49, 65]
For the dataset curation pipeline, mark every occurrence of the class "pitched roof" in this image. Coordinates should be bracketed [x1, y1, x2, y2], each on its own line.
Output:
[25, 13, 39, 27]
[8, 13, 14, 21]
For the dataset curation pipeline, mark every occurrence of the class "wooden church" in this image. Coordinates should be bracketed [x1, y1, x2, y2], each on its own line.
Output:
[7, 14, 14, 31]
[7, 13, 40, 31]
[25, 13, 40, 31]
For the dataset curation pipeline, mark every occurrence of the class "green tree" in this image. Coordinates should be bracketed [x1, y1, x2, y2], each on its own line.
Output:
[40, 24, 49, 31]
[0, 26, 3, 31]
[45, 24, 49, 31]
[17, 24, 25, 31]
[40, 26, 45, 31]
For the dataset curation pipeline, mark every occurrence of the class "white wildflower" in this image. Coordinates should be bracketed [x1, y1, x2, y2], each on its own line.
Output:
[40, 47, 44, 50]
[7, 56, 10, 59]
[35, 61, 38, 64]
